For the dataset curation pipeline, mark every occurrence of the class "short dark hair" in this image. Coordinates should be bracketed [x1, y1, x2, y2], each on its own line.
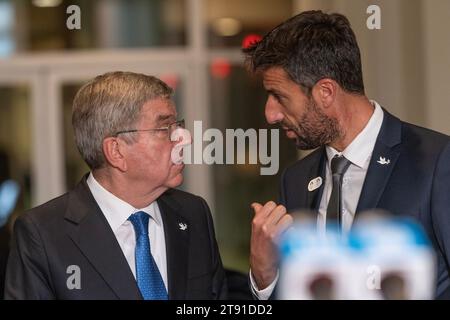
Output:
[244, 10, 365, 95]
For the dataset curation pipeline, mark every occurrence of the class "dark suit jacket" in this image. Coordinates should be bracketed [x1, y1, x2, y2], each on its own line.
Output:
[280, 110, 450, 299]
[4, 177, 227, 300]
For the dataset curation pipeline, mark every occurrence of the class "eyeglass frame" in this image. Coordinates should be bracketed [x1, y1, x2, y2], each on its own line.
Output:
[113, 119, 185, 141]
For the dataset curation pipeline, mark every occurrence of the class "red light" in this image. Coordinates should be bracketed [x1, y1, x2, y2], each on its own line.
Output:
[242, 34, 262, 49]
[211, 58, 231, 79]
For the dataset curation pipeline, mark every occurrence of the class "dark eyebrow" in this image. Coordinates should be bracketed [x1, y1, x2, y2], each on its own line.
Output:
[266, 89, 285, 98]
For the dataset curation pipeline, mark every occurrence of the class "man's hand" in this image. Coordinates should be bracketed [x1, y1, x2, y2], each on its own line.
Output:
[250, 201, 293, 290]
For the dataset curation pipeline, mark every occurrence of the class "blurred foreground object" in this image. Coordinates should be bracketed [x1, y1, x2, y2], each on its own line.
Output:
[0, 180, 20, 227]
[0, 179, 19, 298]
[278, 211, 436, 300]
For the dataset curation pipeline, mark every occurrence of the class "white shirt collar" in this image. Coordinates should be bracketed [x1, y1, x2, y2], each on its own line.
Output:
[326, 100, 384, 169]
[86, 172, 162, 232]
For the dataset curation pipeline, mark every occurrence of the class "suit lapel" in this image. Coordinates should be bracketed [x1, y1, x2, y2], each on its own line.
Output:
[65, 177, 142, 300]
[158, 191, 189, 300]
[356, 110, 402, 213]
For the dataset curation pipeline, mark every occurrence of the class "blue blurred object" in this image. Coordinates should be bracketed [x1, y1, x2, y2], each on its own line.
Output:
[278, 214, 436, 300]
[0, 180, 20, 227]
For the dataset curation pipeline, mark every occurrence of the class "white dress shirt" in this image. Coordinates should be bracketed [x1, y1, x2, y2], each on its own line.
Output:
[318, 100, 384, 235]
[86, 173, 168, 290]
[251, 100, 384, 299]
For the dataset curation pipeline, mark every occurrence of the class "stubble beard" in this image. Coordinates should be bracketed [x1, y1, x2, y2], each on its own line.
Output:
[292, 99, 343, 150]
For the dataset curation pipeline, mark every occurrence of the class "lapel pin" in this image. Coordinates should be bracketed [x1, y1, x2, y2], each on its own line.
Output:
[178, 222, 188, 231]
[377, 156, 391, 165]
[308, 176, 323, 192]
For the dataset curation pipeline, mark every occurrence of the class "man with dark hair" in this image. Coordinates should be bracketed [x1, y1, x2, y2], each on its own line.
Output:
[5, 72, 227, 300]
[244, 10, 450, 299]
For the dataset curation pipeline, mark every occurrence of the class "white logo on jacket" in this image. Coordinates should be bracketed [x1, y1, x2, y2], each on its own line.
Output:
[377, 157, 390, 165]
[179, 223, 188, 231]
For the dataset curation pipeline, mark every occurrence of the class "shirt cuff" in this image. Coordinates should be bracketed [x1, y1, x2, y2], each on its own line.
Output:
[249, 269, 279, 300]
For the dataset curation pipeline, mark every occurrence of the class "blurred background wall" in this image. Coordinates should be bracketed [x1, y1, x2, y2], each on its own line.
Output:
[0, 0, 448, 273]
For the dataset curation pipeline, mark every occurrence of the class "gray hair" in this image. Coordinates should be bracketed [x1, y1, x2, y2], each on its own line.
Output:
[72, 71, 173, 169]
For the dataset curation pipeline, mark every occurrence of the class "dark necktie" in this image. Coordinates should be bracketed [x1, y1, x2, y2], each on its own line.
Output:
[326, 155, 351, 233]
[128, 211, 168, 300]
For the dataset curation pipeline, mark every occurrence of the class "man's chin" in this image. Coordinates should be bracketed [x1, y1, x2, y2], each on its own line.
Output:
[166, 171, 184, 189]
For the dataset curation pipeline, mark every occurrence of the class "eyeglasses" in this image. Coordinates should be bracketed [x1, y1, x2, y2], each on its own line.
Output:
[114, 119, 185, 141]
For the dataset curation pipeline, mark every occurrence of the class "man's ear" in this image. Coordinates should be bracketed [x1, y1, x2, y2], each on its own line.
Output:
[102, 137, 127, 172]
[312, 78, 337, 109]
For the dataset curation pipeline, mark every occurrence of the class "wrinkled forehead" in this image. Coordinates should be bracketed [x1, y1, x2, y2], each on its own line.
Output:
[262, 67, 292, 88]
[138, 98, 177, 127]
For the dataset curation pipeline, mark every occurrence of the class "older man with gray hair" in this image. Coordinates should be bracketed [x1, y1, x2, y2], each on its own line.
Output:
[4, 71, 227, 300]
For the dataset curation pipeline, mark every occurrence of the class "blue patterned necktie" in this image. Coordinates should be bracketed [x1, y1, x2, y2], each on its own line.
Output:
[128, 211, 168, 300]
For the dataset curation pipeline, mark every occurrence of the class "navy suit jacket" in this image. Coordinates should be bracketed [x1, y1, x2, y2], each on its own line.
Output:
[4, 177, 227, 299]
[280, 110, 450, 298]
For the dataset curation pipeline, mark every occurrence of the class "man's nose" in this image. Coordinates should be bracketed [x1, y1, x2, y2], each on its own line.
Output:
[265, 97, 284, 124]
